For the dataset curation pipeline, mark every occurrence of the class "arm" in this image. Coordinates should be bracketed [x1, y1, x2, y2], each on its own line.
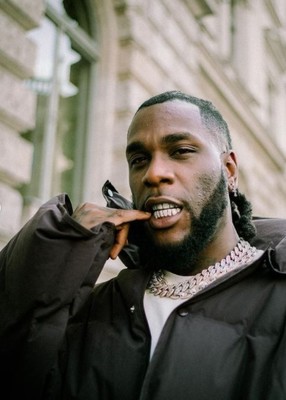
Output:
[0, 193, 149, 398]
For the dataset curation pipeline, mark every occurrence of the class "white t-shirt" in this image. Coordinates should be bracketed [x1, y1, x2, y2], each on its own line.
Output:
[144, 270, 189, 359]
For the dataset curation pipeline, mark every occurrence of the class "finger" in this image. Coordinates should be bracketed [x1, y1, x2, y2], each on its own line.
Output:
[111, 209, 151, 226]
[110, 224, 130, 259]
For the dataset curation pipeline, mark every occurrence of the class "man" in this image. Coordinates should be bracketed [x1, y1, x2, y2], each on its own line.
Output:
[0, 90, 286, 400]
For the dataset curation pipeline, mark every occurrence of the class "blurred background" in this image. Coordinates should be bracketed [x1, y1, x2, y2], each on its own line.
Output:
[0, 0, 286, 279]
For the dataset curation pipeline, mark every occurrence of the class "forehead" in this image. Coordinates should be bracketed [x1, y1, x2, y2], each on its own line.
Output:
[127, 100, 208, 143]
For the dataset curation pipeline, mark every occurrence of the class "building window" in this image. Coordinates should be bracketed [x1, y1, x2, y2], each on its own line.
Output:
[218, 1, 244, 63]
[24, 0, 99, 206]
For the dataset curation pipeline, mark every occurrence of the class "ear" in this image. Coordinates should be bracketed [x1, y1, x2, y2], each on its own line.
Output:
[222, 150, 238, 194]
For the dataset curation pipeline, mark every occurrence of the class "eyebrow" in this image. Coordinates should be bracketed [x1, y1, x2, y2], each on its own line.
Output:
[126, 132, 194, 156]
[161, 132, 193, 145]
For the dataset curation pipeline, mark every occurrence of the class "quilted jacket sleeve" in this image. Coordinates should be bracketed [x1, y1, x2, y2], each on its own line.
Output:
[0, 194, 116, 399]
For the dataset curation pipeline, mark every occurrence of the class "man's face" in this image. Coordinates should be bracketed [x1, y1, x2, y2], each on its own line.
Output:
[126, 100, 231, 253]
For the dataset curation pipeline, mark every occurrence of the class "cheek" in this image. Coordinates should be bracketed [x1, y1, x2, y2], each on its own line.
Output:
[130, 181, 141, 209]
[129, 170, 147, 208]
[186, 171, 220, 213]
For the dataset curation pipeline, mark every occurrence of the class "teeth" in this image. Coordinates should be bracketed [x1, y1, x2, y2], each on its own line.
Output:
[149, 203, 181, 219]
[153, 207, 181, 219]
[152, 203, 177, 211]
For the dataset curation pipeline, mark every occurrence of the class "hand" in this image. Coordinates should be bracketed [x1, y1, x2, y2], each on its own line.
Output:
[72, 203, 151, 259]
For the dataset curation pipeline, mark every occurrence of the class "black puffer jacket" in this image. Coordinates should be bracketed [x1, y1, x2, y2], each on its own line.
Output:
[0, 191, 286, 400]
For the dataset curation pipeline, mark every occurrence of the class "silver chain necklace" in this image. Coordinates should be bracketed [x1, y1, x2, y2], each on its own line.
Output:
[147, 238, 258, 300]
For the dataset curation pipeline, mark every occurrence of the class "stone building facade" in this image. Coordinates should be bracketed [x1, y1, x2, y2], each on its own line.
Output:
[0, 0, 286, 278]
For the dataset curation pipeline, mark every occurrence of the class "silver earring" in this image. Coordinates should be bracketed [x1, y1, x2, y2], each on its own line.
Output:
[229, 182, 238, 197]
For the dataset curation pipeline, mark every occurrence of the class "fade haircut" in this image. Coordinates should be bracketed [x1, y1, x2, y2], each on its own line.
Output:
[135, 90, 257, 241]
[137, 90, 233, 152]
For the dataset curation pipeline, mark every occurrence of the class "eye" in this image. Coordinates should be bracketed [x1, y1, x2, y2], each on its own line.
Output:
[171, 146, 197, 158]
[128, 154, 149, 168]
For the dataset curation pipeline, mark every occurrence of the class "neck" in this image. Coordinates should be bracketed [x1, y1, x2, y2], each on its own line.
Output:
[148, 238, 258, 300]
[191, 223, 239, 274]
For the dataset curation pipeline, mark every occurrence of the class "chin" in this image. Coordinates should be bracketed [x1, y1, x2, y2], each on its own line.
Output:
[152, 234, 188, 250]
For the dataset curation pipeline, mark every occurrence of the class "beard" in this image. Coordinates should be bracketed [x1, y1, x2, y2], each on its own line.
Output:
[135, 170, 229, 275]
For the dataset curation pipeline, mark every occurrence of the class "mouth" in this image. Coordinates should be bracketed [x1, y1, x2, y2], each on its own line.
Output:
[142, 196, 187, 236]
[144, 197, 183, 221]
[151, 203, 182, 219]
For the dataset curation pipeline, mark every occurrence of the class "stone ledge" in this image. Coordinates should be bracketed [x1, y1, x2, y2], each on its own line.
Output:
[0, 183, 23, 239]
[0, 0, 44, 30]
[0, 11, 36, 78]
[183, 0, 215, 19]
[0, 66, 36, 131]
[0, 123, 33, 185]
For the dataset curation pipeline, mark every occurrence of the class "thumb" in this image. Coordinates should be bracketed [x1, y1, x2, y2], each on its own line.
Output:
[109, 223, 130, 259]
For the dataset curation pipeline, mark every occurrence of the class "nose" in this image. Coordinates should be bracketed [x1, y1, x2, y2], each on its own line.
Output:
[142, 155, 174, 187]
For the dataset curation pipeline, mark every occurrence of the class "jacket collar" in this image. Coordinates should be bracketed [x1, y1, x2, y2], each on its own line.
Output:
[115, 249, 270, 308]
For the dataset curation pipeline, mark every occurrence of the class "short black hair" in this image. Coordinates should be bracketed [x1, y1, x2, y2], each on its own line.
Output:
[137, 90, 232, 151]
